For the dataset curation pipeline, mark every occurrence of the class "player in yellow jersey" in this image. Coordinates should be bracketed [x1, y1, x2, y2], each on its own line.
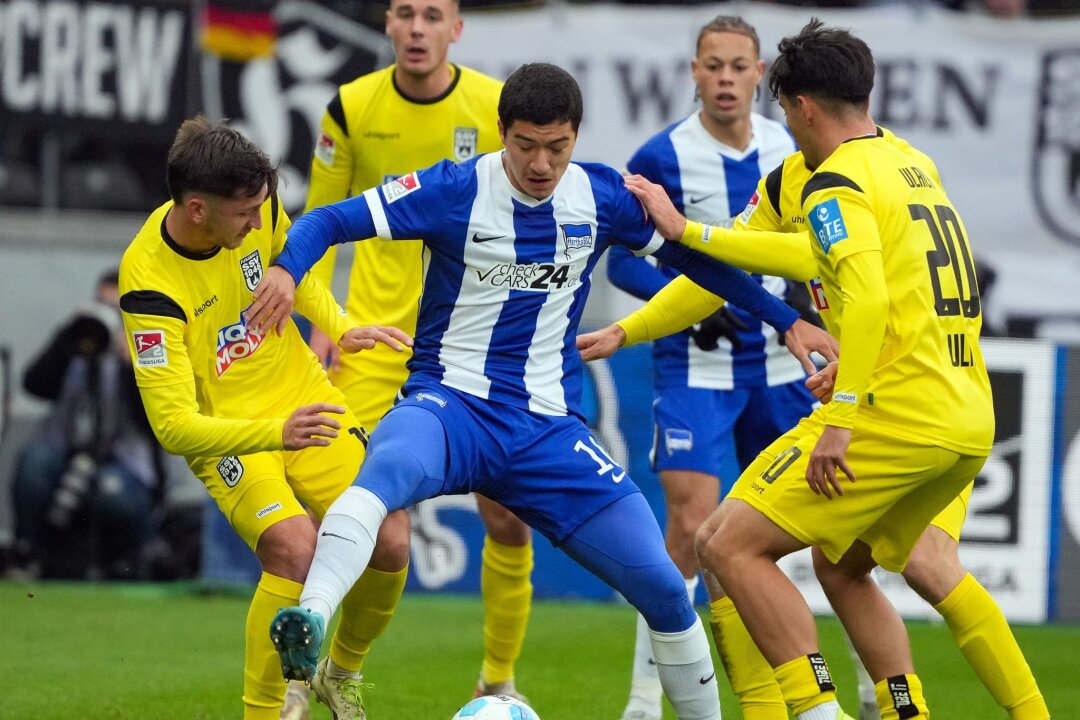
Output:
[302, 0, 535, 703]
[585, 20, 1047, 720]
[582, 125, 1051, 720]
[118, 117, 413, 720]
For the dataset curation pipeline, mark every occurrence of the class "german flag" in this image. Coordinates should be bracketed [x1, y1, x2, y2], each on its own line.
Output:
[200, 0, 278, 62]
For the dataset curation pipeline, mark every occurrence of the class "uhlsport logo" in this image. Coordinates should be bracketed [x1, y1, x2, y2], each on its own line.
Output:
[133, 330, 167, 367]
[1033, 49, 1080, 246]
[240, 250, 262, 291]
[215, 311, 264, 377]
[453, 126, 478, 162]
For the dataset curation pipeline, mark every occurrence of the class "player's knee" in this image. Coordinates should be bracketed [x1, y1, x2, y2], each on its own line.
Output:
[370, 508, 412, 571]
[257, 518, 317, 582]
[625, 564, 697, 633]
[902, 536, 963, 605]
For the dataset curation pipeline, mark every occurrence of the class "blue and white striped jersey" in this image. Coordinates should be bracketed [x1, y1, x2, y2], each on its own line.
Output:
[277, 151, 798, 419]
[609, 112, 804, 390]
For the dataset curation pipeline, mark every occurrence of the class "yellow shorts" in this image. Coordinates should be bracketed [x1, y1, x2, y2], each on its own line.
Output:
[929, 481, 973, 541]
[330, 352, 408, 431]
[189, 405, 368, 551]
[729, 413, 986, 572]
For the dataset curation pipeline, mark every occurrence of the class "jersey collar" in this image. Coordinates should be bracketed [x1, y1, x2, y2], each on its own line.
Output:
[161, 208, 222, 261]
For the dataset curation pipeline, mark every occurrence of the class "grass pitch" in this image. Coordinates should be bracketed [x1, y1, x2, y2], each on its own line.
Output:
[5, 581, 1077, 719]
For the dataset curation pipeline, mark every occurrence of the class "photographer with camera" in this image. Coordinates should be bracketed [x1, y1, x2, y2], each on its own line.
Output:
[7, 269, 167, 580]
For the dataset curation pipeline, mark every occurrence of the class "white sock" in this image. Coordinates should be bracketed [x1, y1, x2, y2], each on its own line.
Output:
[649, 615, 721, 720]
[684, 574, 700, 605]
[797, 700, 839, 720]
[626, 613, 663, 715]
[299, 486, 387, 621]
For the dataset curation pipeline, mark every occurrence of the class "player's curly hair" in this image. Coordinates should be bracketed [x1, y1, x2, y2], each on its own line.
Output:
[498, 63, 583, 133]
[767, 19, 874, 112]
[166, 116, 278, 203]
[697, 16, 759, 58]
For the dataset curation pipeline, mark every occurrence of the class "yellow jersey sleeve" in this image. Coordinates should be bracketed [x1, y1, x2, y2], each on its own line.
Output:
[305, 95, 354, 292]
[121, 296, 285, 456]
[294, 272, 354, 343]
[681, 221, 817, 282]
[616, 275, 725, 346]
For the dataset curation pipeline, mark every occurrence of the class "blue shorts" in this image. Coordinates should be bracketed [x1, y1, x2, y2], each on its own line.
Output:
[360, 382, 640, 544]
[651, 380, 815, 477]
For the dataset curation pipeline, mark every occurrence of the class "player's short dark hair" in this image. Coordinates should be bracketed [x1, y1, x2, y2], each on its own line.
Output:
[166, 116, 278, 203]
[696, 15, 759, 57]
[498, 63, 583, 133]
[768, 19, 874, 113]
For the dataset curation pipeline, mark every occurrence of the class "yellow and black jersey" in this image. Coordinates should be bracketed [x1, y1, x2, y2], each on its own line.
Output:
[798, 131, 992, 454]
[118, 197, 354, 459]
[639, 128, 993, 455]
[306, 63, 503, 395]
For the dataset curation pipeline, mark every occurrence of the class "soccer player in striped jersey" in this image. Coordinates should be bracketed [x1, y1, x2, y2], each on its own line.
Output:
[300, 0, 535, 706]
[255, 63, 836, 720]
[605, 18, 817, 720]
[118, 118, 414, 720]
[588, 123, 1051, 720]
[605, 21, 1031, 720]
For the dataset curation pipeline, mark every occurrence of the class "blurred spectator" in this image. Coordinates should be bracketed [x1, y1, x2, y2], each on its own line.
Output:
[6, 269, 171, 580]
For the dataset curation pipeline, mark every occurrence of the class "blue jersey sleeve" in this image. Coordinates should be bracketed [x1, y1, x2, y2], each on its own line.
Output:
[652, 242, 798, 333]
[607, 244, 670, 300]
[273, 160, 463, 284]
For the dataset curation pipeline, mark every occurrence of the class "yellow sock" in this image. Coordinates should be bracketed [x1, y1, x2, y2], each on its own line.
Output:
[774, 654, 838, 716]
[874, 674, 928, 719]
[330, 564, 409, 672]
[934, 573, 1049, 720]
[244, 572, 303, 719]
[480, 535, 534, 684]
[710, 597, 787, 720]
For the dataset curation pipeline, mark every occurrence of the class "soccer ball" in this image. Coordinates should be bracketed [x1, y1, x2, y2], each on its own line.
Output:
[451, 694, 541, 719]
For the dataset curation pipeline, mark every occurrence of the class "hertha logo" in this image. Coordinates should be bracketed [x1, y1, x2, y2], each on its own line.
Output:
[453, 127, 479, 162]
[240, 250, 263, 292]
[217, 456, 244, 487]
[1033, 49, 1080, 246]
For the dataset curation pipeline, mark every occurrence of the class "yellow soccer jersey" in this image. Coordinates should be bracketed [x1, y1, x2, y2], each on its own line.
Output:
[796, 132, 993, 455]
[306, 64, 503, 402]
[119, 198, 354, 459]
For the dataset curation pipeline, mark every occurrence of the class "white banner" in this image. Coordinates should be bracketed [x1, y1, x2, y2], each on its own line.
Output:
[455, 3, 1080, 326]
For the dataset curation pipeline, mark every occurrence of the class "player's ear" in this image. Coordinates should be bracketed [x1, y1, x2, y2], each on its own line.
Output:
[186, 196, 209, 225]
[450, 16, 463, 43]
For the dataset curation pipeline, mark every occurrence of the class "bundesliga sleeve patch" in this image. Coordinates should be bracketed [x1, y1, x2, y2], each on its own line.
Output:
[738, 191, 760, 225]
[314, 132, 335, 166]
[808, 198, 848, 254]
[381, 172, 421, 204]
[132, 330, 168, 367]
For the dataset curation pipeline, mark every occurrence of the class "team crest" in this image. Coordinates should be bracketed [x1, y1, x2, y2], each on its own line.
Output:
[560, 223, 594, 260]
[453, 127, 479, 162]
[240, 250, 263, 291]
[1033, 49, 1080, 246]
[216, 456, 244, 487]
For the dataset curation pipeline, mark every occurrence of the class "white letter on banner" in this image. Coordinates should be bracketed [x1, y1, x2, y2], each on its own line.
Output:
[41, 0, 80, 115]
[2, 0, 40, 112]
[117, 7, 184, 122]
[81, 3, 115, 118]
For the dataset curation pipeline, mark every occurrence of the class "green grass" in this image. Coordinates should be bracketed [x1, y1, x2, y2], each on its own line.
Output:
[4, 581, 1077, 719]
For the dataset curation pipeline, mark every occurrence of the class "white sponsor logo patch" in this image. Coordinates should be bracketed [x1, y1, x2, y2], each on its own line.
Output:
[833, 392, 858, 404]
[314, 132, 335, 166]
[256, 502, 283, 519]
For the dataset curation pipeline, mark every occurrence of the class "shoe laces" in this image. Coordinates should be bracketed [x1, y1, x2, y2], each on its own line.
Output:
[336, 677, 374, 711]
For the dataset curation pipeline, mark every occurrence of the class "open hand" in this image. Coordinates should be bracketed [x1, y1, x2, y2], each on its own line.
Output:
[805, 361, 838, 404]
[624, 174, 687, 241]
[282, 403, 345, 450]
[339, 325, 413, 354]
[248, 266, 296, 336]
[806, 425, 854, 499]
[782, 319, 839, 375]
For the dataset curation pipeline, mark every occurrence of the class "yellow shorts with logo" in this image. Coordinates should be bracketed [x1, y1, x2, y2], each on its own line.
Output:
[189, 405, 368, 551]
[729, 413, 986, 572]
